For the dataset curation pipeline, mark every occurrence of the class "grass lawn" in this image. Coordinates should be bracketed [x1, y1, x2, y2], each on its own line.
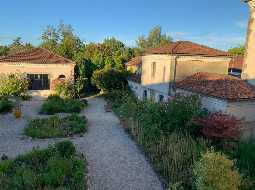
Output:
[0, 141, 87, 190]
[25, 114, 87, 139]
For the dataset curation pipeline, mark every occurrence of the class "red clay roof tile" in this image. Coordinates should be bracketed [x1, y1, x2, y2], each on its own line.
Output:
[0, 48, 74, 65]
[176, 72, 255, 101]
[146, 41, 231, 57]
[126, 56, 142, 66]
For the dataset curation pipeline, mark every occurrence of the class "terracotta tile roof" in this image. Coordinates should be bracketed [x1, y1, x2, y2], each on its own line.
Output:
[146, 41, 231, 57]
[127, 74, 141, 84]
[229, 56, 244, 70]
[126, 56, 142, 66]
[0, 48, 74, 65]
[176, 72, 255, 101]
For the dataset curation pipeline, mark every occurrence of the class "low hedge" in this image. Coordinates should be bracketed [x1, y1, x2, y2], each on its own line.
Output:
[40, 95, 87, 115]
[0, 141, 87, 190]
[25, 114, 88, 139]
[0, 98, 13, 114]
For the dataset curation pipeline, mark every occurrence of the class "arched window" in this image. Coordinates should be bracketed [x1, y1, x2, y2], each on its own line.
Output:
[58, 75, 66, 80]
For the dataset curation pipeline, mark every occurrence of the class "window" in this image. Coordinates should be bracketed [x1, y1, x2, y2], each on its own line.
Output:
[143, 90, 147, 100]
[27, 74, 50, 90]
[159, 95, 164, 103]
[58, 75, 66, 80]
[151, 62, 156, 79]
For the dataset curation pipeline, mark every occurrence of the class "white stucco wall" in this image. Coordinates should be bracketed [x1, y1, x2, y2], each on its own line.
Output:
[128, 80, 169, 102]
[227, 101, 255, 122]
[176, 89, 227, 112]
[128, 80, 143, 100]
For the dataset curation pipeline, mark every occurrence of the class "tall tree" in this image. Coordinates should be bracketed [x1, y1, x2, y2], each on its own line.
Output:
[8, 37, 33, 53]
[40, 22, 82, 60]
[228, 45, 245, 56]
[0, 45, 9, 56]
[136, 26, 173, 52]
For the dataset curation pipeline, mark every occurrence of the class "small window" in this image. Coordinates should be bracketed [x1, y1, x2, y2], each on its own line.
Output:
[159, 95, 164, 103]
[151, 62, 156, 79]
[58, 75, 66, 80]
[143, 90, 147, 100]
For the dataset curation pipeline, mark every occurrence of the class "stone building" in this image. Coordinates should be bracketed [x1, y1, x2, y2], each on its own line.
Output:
[175, 72, 255, 138]
[127, 41, 232, 102]
[0, 48, 75, 96]
[126, 56, 142, 74]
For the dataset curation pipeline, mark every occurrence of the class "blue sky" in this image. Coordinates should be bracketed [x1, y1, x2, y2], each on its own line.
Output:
[0, 0, 250, 50]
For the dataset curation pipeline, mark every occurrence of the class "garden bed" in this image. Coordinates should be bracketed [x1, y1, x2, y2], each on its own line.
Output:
[106, 89, 255, 190]
[25, 114, 88, 139]
[40, 95, 87, 115]
[0, 141, 87, 190]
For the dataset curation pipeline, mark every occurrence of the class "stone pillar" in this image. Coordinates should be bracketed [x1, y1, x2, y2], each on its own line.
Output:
[242, 1, 255, 85]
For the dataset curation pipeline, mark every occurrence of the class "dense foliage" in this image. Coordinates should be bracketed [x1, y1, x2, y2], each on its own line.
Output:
[106, 90, 208, 188]
[0, 98, 13, 114]
[136, 26, 173, 53]
[0, 141, 87, 190]
[193, 150, 242, 190]
[92, 68, 128, 92]
[195, 112, 243, 140]
[25, 114, 87, 138]
[228, 45, 245, 56]
[106, 89, 255, 190]
[40, 95, 87, 115]
[0, 73, 29, 97]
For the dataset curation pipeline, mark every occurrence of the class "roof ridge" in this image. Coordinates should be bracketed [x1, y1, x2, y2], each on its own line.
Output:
[38, 48, 75, 64]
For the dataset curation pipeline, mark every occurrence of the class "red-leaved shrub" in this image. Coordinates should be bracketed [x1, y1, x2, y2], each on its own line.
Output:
[195, 112, 243, 140]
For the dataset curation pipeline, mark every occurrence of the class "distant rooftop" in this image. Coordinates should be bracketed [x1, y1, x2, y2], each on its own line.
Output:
[229, 56, 244, 70]
[146, 41, 231, 57]
[126, 56, 142, 66]
[176, 72, 255, 101]
[0, 48, 74, 65]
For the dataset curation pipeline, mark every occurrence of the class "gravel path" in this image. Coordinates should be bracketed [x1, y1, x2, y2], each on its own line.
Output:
[0, 96, 164, 190]
[76, 97, 163, 190]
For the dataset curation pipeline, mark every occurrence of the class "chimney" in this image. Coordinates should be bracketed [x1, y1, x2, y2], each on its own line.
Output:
[242, 1, 255, 85]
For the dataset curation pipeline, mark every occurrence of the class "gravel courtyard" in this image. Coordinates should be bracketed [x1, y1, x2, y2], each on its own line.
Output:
[0, 96, 163, 190]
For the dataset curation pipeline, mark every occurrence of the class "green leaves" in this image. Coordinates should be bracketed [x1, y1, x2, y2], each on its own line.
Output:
[0, 73, 29, 97]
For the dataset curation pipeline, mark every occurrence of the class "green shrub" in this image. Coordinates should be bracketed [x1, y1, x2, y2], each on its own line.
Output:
[106, 90, 210, 189]
[193, 150, 242, 190]
[55, 80, 76, 98]
[91, 67, 128, 92]
[161, 95, 202, 134]
[0, 98, 13, 113]
[234, 141, 255, 186]
[0, 141, 87, 190]
[56, 141, 76, 158]
[25, 115, 87, 139]
[0, 73, 29, 97]
[40, 95, 86, 115]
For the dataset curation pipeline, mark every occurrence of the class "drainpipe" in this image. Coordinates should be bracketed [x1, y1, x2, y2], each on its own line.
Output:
[169, 55, 179, 97]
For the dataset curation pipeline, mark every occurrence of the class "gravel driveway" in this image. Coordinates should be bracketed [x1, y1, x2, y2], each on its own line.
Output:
[0, 96, 163, 190]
